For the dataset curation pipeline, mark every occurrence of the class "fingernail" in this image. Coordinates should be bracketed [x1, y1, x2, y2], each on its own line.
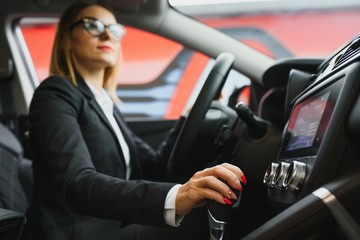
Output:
[223, 197, 232, 205]
[241, 175, 247, 185]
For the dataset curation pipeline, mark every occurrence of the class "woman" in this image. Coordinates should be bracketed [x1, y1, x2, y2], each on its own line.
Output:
[25, 1, 246, 239]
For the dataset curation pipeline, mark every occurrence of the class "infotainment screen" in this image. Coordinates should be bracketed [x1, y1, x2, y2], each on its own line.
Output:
[285, 91, 330, 151]
[279, 79, 342, 159]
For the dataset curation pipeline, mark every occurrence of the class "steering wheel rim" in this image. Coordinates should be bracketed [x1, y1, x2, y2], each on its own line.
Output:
[168, 52, 235, 176]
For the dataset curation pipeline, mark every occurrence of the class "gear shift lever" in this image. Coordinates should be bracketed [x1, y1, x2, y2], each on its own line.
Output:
[207, 187, 241, 240]
[235, 102, 268, 139]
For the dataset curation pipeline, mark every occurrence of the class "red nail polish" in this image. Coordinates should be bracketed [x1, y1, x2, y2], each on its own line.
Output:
[223, 197, 232, 205]
[241, 175, 247, 185]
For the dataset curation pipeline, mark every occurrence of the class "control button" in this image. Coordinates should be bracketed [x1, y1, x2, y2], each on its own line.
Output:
[270, 162, 281, 187]
[274, 162, 290, 190]
[263, 162, 279, 188]
[283, 161, 306, 192]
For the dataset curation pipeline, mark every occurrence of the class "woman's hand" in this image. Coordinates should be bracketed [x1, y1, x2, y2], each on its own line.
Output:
[175, 163, 246, 216]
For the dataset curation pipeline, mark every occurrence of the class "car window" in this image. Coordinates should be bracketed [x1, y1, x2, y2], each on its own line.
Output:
[170, 0, 360, 59]
[18, 18, 250, 120]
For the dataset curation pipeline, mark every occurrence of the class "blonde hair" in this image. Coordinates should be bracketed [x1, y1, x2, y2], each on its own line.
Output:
[50, 1, 120, 98]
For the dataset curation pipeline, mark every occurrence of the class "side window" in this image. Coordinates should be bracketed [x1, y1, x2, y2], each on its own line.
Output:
[20, 20, 56, 82]
[115, 28, 211, 120]
[19, 18, 214, 120]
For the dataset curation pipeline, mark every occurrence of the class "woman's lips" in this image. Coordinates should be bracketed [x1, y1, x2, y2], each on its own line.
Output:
[97, 45, 112, 52]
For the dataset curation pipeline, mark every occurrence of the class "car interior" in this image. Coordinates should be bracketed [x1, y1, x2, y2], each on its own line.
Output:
[0, 0, 360, 239]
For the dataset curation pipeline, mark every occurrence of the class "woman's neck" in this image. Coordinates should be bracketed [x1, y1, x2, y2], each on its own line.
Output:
[76, 65, 105, 90]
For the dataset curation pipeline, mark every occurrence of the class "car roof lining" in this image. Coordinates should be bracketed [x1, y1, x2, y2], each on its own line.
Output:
[111, 0, 274, 86]
[102, 0, 149, 13]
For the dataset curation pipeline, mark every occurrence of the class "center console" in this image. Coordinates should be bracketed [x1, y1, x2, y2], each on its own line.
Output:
[263, 33, 360, 208]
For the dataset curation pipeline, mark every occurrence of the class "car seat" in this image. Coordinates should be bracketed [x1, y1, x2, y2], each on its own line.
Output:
[0, 122, 33, 239]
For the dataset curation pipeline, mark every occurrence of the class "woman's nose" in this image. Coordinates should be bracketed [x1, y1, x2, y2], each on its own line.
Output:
[100, 28, 114, 41]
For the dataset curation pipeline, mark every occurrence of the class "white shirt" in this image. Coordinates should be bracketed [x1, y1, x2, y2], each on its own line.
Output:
[86, 82, 131, 180]
[85, 81, 182, 227]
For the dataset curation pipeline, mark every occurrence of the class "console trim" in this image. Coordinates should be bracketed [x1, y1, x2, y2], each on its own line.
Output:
[312, 187, 360, 240]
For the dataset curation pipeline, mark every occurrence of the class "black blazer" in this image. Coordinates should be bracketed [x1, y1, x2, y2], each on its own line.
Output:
[25, 75, 181, 239]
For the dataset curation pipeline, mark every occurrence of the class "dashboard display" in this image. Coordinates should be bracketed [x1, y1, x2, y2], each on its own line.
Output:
[286, 91, 330, 151]
[279, 79, 342, 159]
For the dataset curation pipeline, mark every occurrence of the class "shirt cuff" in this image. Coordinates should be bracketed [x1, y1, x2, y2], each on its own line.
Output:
[164, 184, 184, 227]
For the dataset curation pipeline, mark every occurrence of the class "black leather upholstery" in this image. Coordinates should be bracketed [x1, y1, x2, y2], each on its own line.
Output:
[0, 208, 26, 240]
[0, 123, 32, 212]
[0, 122, 32, 239]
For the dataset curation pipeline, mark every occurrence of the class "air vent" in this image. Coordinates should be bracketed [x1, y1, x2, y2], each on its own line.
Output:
[333, 37, 360, 69]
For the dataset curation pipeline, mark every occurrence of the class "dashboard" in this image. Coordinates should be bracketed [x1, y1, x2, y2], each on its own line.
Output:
[238, 33, 360, 240]
[263, 33, 360, 209]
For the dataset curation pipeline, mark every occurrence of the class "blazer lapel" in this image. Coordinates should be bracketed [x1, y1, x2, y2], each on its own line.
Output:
[112, 105, 143, 179]
[77, 77, 116, 136]
[76, 75, 142, 178]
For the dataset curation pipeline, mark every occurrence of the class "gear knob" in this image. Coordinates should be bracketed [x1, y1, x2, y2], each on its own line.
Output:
[235, 102, 268, 139]
[207, 188, 241, 240]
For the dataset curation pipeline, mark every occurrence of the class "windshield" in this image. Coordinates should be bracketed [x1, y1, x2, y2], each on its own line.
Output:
[170, 0, 360, 59]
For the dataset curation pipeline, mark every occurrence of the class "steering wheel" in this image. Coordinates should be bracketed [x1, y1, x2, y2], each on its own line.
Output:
[168, 52, 235, 177]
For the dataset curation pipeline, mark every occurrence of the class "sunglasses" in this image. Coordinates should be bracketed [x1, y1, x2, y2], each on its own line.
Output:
[70, 17, 126, 41]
